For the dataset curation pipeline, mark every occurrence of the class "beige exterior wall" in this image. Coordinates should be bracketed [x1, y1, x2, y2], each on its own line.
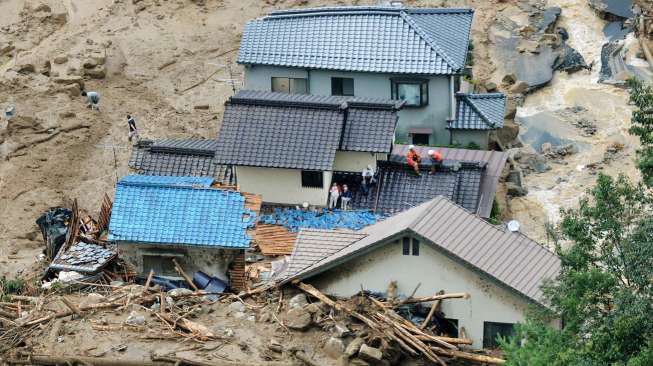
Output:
[118, 242, 239, 283]
[235, 166, 331, 206]
[333, 151, 378, 172]
[309, 237, 538, 349]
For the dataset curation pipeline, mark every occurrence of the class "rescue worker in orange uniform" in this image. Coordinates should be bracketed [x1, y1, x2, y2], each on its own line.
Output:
[406, 145, 422, 176]
[428, 149, 443, 174]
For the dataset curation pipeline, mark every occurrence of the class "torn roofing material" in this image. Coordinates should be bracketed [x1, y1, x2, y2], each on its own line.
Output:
[449, 93, 506, 130]
[129, 139, 232, 183]
[283, 196, 560, 305]
[108, 175, 255, 248]
[215, 90, 401, 170]
[238, 6, 473, 74]
[392, 145, 508, 218]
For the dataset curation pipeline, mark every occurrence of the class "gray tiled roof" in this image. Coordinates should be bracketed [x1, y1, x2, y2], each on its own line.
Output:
[449, 93, 506, 130]
[392, 145, 508, 218]
[352, 160, 483, 214]
[215, 91, 400, 170]
[238, 6, 473, 74]
[129, 139, 232, 183]
[283, 196, 561, 305]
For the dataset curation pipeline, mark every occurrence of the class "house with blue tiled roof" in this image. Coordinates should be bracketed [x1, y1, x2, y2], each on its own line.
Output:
[108, 175, 258, 288]
[238, 2, 505, 148]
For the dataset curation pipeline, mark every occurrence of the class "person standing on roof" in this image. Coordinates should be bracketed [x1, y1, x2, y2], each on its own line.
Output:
[361, 164, 375, 196]
[127, 114, 140, 142]
[329, 182, 340, 210]
[82, 90, 100, 111]
[341, 184, 353, 210]
[406, 145, 422, 176]
[428, 149, 443, 175]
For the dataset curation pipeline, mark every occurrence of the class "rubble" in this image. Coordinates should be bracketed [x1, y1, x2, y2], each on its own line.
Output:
[284, 307, 312, 330]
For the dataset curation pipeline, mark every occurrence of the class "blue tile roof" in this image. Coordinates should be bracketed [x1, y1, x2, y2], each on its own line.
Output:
[449, 93, 506, 130]
[108, 175, 255, 248]
[238, 6, 473, 75]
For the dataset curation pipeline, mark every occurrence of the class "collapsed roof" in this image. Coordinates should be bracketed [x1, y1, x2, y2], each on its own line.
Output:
[129, 139, 233, 184]
[238, 6, 474, 74]
[282, 196, 560, 305]
[215, 90, 402, 171]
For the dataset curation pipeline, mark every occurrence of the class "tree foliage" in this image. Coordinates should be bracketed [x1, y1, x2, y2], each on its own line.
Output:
[627, 78, 653, 186]
[501, 174, 653, 365]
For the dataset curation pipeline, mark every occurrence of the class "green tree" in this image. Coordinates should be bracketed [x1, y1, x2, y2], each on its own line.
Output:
[627, 78, 653, 187]
[501, 174, 653, 365]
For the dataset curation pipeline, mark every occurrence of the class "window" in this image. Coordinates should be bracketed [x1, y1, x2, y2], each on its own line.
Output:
[331, 77, 354, 96]
[483, 322, 515, 349]
[391, 79, 428, 107]
[412, 133, 430, 145]
[301, 170, 323, 188]
[142, 255, 177, 277]
[412, 238, 420, 256]
[402, 237, 420, 256]
[271, 77, 308, 94]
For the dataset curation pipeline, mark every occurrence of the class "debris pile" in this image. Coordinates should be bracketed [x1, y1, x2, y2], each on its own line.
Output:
[259, 208, 384, 232]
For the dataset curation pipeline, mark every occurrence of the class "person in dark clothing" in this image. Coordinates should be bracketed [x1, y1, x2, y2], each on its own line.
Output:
[127, 115, 139, 142]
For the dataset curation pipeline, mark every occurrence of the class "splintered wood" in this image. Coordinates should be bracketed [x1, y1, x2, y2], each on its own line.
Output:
[254, 224, 297, 256]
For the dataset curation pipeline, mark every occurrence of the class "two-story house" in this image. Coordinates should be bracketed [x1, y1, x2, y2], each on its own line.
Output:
[237, 4, 505, 148]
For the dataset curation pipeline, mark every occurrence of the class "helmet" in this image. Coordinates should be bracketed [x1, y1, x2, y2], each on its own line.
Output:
[408, 144, 415, 150]
[428, 149, 435, 155]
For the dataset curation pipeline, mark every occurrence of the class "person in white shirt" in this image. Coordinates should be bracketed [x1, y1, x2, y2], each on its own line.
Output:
[328, 182, 340, 210]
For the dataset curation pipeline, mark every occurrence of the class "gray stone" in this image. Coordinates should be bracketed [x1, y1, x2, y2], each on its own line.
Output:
[289, 293, 308, 309]
[506, 182, 528, 197]
[53, 54, 68, 64]
[84, 65, 106, 79]
[228, 301, 245, 313]
[285, 307, 312, 330]
[223, 328, 234, 337]
[484, 81, 498, 92]
[125, 311, 145, 326]
[510, 81, 529, 94]
[333, 322, 350, 338]
[554, 44, 588, 73]
[358, 344, 383, 363]
[323, 337, 345, 359]
[345, 337, 365, 358]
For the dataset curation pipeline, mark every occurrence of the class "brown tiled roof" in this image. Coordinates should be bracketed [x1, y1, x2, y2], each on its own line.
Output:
[282, 196, 560, 305]
[392, 145, 508, 218]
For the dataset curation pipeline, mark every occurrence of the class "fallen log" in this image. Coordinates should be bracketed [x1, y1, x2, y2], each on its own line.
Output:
[415, 334, 473, 346]
[61, 297, 81, 316]
[420, 290, 444, 329]
[23, 302, 121, 326]
[0, 308, 17, 319]
[400, 292, 470, 305]
[431, 347, 506, 365]
[172, 258, 199, 291]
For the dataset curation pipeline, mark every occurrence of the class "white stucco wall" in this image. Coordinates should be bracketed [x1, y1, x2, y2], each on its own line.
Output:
[118, 242, 239, 282]
[332, 151, 378, 172]
[235, 165, 330, 206]
[450, 130, 490, 149]
[242, 65, 459, 146]
[308, 237, 537, 349]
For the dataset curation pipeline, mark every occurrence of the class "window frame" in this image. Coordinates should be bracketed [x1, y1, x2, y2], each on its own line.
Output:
[301, 170, 324, 188]
[271, 77, 308, 94]
[412, 238, 420, 256]
[142, 254, 182, 278]
[411, 133, 430, 145]
[331, 77, 355, 96]
[483, 321, 515, 349]
[402, 237, 410, 255]
[391, 78, 429, 107]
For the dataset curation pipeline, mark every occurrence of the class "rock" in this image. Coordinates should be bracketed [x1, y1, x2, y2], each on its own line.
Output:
[233, 311, 246, 319]
[34, 3, 52, 12]
[323, 337, 345, 359]
[80, 293, 106, 307]
[0, 43, 15, 55]
[506, 169, 523, 187]
[289, 294, 308, 309]
[60, 83, 80, 97]
[305, 303, 323, 314]
[223, 328, 234, 337]
[53, 54, 68, 64]
[89, 52, 106, 65]
[589, 0, 633, 20]
[333, 322, 350, 338]
[510, 81, 529, 94]
[285, 307, 312, 330]
[16, 62, 35, 74]
[484, 81, 498, 92]
[84, 65, 106, 79]
[168, 288, 193, 297]
[125, 311, 145, 326]
[506, 182, 528, 197]
[228, 301, 245, 314]
[524, 154, 551, 173]
[53, 75, 85, 89]
[541, 142, 552, 154]
[110, 280, 125, 287]
[554, 44, 588, 73]
[502, 73, 517, 85]
[358, 344, 383, 363]
[345, 337, 365, 357]
[51, 11, 68, 25]
[83, 58, 98, 69]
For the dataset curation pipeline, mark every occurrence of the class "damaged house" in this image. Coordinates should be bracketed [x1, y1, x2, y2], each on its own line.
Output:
[281, 196, 561, 349]
[108, 175, 258, 289]
[238, 4, 506, 148]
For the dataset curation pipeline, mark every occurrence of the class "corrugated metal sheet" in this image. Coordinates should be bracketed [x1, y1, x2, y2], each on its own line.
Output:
[392, 145, 508, 218]
[283, 196, 559, 305]
[238, 7, 473, 74]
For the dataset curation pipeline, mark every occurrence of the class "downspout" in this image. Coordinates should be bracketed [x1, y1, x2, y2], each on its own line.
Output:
[306, 68, 311, 93]
[449, 75, 456, 145]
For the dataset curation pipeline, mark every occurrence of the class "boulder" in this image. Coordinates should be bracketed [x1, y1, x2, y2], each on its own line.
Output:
[53, 75, 85, 89]
[53, 54, 68, 64]
[510, 81, 529, 94]
[285, 307, 312, 330]
[493, 120, 520, 144]
[289, 293, 308, 309]
[501, 73, 517, 85]
[358, 344, 383, 363]
[60, 83, 80, 97]
[83, 58, 98, 69]
[484, 81, 498, 92]
[89, 52, 106, 65]
[506, 182, 528, 197]
[227, 301, 245, 314]
[345, 337, 365, 358]
[84, 65, 106, 79]
[333, 322, 350, 338]
[322, 337, 345, 359]
[16, 62, 35, 74]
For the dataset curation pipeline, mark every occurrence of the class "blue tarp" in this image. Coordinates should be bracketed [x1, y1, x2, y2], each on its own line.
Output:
[259, 209, 384, 232]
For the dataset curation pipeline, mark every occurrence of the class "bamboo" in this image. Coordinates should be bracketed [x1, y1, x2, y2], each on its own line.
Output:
[420, 290, 444, 329]
[171, 259, 199, 291]
[431, 347, 506, 365]
[400, 292, 470, 305]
